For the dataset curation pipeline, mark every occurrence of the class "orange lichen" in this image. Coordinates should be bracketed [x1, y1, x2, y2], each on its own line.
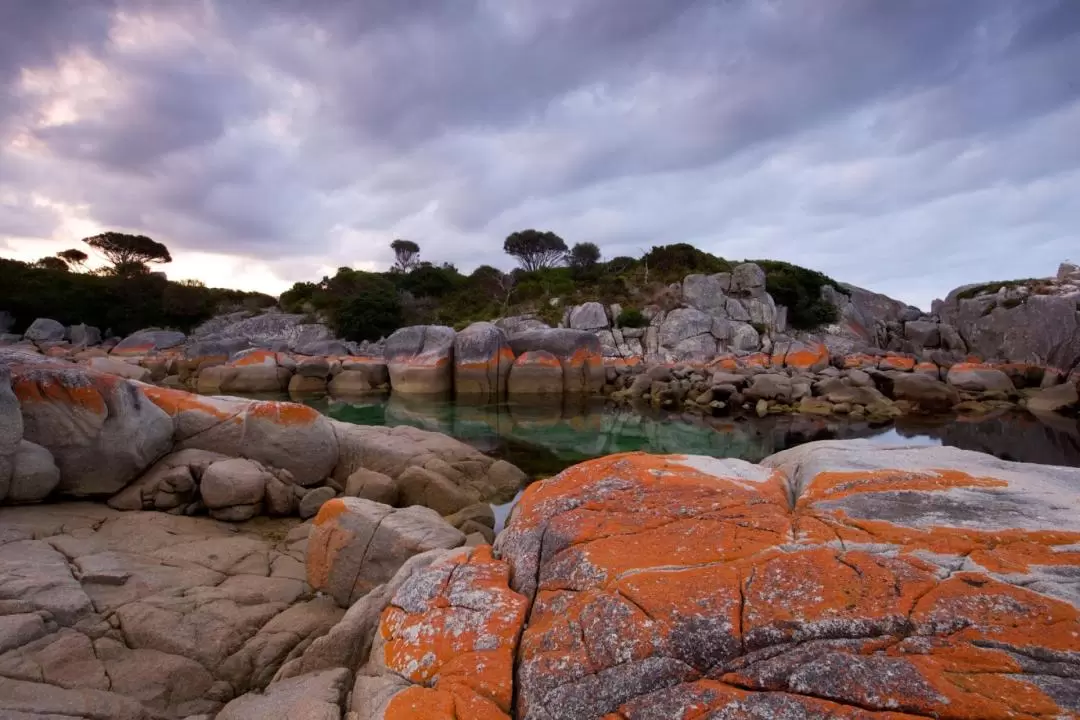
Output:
[13, 375, 107, 414]
[380, 546, 526, 719]
[741, 352, 770, 368]
[879, 355, 916, 371]
[777, 343, 829, 371]
[230, 349, 277, 367]
[248, 400, 320, 425]
[843, 353, 879, 369]
[798, 468, 1009, 507]
[140, 385, 232, 419]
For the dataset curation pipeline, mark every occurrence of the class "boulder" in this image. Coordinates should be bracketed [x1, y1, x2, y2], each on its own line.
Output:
[87, 356, 152, 382]
[729, 322, 760, 351]
[567, 302, 609, 331]
[144, 387, 338, 486]
[23, 318, 66, 343]
[288, 374, 327, 393]
[200, 458, 269, 513]
[6, 440, 60, 503]
[681, 274, 729, 313]
[385, 325, 456, 395]
[489, 446, 1080, 718]
[507, 350, 564, 396]
[111, 329, 186, 357]
[0, 367, 22, 502]
[889, 372, 961, 413]
[108, 448, 228, 511]
[1026, 382, 1079, 415]
[508, 328, 604, 394]
[197, 364, 292, 394]
[306, 497, 466, 607]
[295, 356, 331, 378]
[903, 320, 940, 348]
[2, 351, 174, 496]
[453, 322, 513, 399]
[68, 323, 102, 347]
[743, 373, 793, 403]
[946, 363, 1016, 393]
[344, 468, 399, 506]
[298, 486, 337, 519]
[397, 465, 478, 515]
[773, 340, 829, 372]
[730, 262, 766, 296]
[657, 308, 713, 353]
[367, 546, 527, 718]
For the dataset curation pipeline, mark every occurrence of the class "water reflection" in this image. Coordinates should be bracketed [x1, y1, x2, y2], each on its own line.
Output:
[299, 393, 1080, 478]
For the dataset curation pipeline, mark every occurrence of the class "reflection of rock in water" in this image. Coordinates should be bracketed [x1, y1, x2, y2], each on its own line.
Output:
[897, 411, 1080, 468]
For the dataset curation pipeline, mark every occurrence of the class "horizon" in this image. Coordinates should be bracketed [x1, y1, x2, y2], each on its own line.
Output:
[2, 1, 1078, 310]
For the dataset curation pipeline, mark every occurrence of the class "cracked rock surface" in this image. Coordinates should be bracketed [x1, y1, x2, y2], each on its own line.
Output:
[0, 502, 339, 719]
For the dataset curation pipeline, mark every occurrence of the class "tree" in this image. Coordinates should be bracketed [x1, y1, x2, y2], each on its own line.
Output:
[390, 239, 420, 272]
[503, 230, 568, 271]
[57, 248, 88, 271]
[34, 257, 69, 272]
[568, 242, 601, 270]
[83, 232, 172, 275]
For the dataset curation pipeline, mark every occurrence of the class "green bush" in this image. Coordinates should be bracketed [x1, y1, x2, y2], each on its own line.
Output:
[616, 307, 647, 328]
[752, 259, 845, 330]
[644, 243, 732, 282]
[955, 279, 1038, 300]
[334, 277, 403, 342]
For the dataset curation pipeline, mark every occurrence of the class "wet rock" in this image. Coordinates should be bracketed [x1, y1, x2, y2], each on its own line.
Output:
[1026, 382, 1079, 415]
[385, 325, 455, 395]
[306, 497, 465, 607]
[507, 350, 564, 396]
[453, 322, 513, 399]
[508, 328, 605, 394]
[946, 363, 1016, 393]
[288, 374, 327, 393]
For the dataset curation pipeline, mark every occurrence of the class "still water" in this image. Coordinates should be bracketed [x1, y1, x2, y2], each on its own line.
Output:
[294, 394, 1080, 480]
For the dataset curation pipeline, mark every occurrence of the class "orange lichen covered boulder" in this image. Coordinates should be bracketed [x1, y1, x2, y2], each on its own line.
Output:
[110, 329, 186, 357]
[494, 445, 1080, 719]
[143, 385, 338, 485]
[368, 545, 527, 720]
[507, 351, 564, 397]
[772, 340, 830, 372]
[386, 325, 456, 395]
[454, 322, 514, 400]
[508, 329, 604, 395]
[0, 349, 173, 495]
[878, 354, 916, 371]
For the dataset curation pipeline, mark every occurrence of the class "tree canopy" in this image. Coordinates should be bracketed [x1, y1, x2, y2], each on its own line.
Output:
[390, 239, 420, 272]
[568, 242, 601, 269]
[503, 230, 568, 271]
[83, 232, 172, 275]
[57, 248, 88, 270]
[34, 257, 69, 272]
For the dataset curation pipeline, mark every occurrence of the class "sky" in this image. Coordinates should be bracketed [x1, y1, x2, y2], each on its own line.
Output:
[1, 1, 1078, 310]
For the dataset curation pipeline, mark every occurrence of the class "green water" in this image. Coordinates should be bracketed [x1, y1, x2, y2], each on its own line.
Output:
[292, 394, 1080, 479]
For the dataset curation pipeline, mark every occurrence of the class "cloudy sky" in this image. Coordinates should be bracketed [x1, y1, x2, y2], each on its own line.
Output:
[1, 1, 1078, 309]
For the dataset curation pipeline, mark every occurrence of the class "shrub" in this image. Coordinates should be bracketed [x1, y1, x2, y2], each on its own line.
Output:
[751, 259, 844, 330]
[616, 307, 647, 328]
[955, 279, 1039, 300]
[643, 243, 732, 282]
[334, 277, 403, 342]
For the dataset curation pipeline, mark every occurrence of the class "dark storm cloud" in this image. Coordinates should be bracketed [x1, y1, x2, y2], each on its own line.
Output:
[1, 0, 1078, 305]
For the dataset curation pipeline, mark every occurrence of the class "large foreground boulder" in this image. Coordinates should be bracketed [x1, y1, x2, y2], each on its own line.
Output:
[473, 445, 1080, 718]
[453, 322, 513, 399]
[306, 497, 465, 607]
[385, 325, 456, 395]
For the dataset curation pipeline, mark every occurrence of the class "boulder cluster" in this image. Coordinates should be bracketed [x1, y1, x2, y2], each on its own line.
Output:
[0, 349, 525, 518]
[605, 342, 1080, 421]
